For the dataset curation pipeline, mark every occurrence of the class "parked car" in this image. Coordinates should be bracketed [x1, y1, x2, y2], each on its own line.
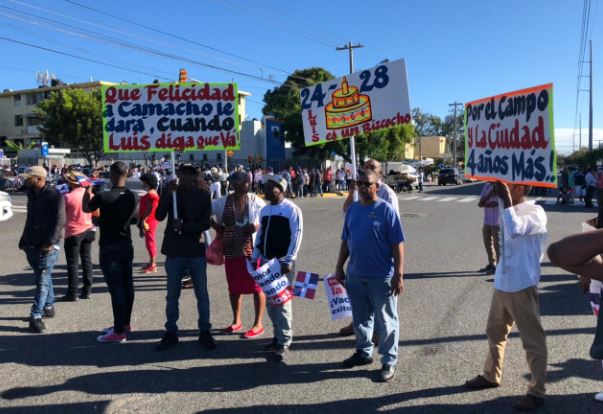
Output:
[384, 164, 418, 192]
[438, 168, 461, 185]
[0, 191, 13, 221]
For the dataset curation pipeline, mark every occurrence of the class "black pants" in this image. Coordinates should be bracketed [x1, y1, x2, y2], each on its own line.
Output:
[586, 186, 595, 208]
[64, 229, 96, 296]
[99, 243, 134, 334]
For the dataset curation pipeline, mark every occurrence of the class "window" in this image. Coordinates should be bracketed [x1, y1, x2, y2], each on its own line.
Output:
[27, 117, 43, 126]
[14, 115, 23, 127]
[202, 154, 208, 161]
[217, 153, 222, 161]
[188, 153, 194, 161]
[13, 95, 21, 106]
[26, 93, 44, 105]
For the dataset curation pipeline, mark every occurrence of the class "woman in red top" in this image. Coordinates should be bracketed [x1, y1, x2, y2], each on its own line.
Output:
[138, 173, 160, 273]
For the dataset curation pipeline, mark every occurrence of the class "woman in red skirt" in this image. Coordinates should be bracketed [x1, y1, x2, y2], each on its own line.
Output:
[212, 171, 266, 338]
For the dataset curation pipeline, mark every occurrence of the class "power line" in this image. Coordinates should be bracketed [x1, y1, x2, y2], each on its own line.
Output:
[0, 36, 172, 80]
[7, 0, 262, 72]
[64, 0, 305, 81]
[212, 0, 338, 48]
[0, 5, 280, 85]
[252, 0, 347, 44]
[1, 17, 177, 81]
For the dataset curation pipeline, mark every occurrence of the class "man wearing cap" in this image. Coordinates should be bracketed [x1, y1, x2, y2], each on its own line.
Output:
[19, 166, 66, 333]
[60, 171, 96, 301]
[155, 164, 215, 351]
[251, 174, 303, 360]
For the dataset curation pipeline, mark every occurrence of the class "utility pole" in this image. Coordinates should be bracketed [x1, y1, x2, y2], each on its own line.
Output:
[580, 113, 582, 150]
[336, 41, 363, 201]
[589, 40, 594, 152]
[448, 101, 463, 166]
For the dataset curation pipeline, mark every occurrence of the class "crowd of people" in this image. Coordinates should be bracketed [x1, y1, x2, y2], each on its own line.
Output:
[14, 156, 603, 411]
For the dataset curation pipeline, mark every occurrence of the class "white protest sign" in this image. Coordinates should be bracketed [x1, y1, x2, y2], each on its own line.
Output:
[464, 83, 557, 188]
[323, 273, 352, 321]
[246, 259, 293, 306]
[300, 59, 411, 146]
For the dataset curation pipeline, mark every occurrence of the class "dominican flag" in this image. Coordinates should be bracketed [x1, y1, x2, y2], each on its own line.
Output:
[56, 183, 69, 194]
[76, 175, 92, 187]
[293, 271, 319, 299]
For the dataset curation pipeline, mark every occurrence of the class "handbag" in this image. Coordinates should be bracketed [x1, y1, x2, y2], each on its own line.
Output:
[206, 235, 224, 266]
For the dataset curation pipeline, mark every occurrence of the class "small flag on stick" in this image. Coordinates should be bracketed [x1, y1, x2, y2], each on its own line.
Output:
[293, 271, 319, 299]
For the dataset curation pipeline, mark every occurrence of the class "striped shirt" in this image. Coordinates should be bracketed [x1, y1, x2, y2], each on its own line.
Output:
[480, 183, 500, 226]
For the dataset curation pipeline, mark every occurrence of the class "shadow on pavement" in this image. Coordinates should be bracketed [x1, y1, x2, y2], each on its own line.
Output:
[197, 392, 599, 414]
[0, 401, 111, 414]
[1, 361, 371, 400]
[539, 281, 592, 317]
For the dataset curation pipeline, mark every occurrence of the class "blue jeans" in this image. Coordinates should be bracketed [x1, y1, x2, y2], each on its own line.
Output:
[347, 275, 399, 366]
[99, 243, 134, 334]
[24, 246, 58, 319]
[164, 256, 211, 332]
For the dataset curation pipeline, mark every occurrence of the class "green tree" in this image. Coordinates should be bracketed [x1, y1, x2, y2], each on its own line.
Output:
[355, 124, 415, 161]
[35, 88, 103, 166]
[263, 67, 351, 159]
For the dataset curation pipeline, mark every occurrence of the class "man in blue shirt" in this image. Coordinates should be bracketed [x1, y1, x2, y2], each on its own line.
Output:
[335, 169, 405, 382]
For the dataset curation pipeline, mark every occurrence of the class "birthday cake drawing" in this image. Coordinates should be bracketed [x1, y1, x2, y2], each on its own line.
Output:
[325, 77, 372, 129]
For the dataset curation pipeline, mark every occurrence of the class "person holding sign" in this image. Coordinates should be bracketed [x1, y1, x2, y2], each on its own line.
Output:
[335, 169, 405, 382]
[465, 181, 548, 412]
[211, 171, 266, 338]
[154, 164, 215, 351]
[251, 174, 303, 360]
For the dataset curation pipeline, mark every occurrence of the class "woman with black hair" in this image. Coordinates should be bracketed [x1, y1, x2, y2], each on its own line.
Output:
[139, 173, 160, 273]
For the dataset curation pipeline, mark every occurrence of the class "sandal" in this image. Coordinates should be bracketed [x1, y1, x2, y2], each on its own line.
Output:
[242, 327, 265, 338]
[142, 265, 157, 273]
[222, 323, 242, 334]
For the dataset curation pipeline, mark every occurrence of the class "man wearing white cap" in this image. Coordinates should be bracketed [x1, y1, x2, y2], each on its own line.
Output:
[251, 174, 303, 360]
[18, 166, 66, 333]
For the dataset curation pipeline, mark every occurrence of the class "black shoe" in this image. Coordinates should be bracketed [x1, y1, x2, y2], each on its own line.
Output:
[342, 351, 373, 368]
[29, 318, 46, 333]
[156, 331, 179, 351]
[199, 330, 216, 349]
[479, 264, 495, 273]
[379, 364, 396, 382]
[56, 295, 77, 302]
[79, 291, 91, 300]
[263, 338, 278, 352]
[274, 344, 289, 361]
[42, 306, 55, 318]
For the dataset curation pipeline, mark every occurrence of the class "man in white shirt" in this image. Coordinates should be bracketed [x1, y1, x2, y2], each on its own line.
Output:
[342, 159, 399, 216]
[465, 181, 548, 411]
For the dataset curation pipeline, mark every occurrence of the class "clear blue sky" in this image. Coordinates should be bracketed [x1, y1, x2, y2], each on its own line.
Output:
[0, 0, 600, 154]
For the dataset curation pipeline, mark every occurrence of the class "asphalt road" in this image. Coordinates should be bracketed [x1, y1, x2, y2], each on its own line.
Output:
[0, 182, 601, 413]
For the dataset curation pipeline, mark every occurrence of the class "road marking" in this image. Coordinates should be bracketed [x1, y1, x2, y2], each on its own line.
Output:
[403, 196, 421, 200]
[419, 196, 439, 201]
[437, 197, 458, 202]
[458, 196, 478, 203]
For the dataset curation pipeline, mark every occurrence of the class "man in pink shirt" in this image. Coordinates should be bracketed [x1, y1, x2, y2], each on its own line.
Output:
[59, 171, 96, 301]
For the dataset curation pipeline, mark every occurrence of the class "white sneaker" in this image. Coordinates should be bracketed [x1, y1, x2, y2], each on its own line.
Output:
[595, 392, 603, 402]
